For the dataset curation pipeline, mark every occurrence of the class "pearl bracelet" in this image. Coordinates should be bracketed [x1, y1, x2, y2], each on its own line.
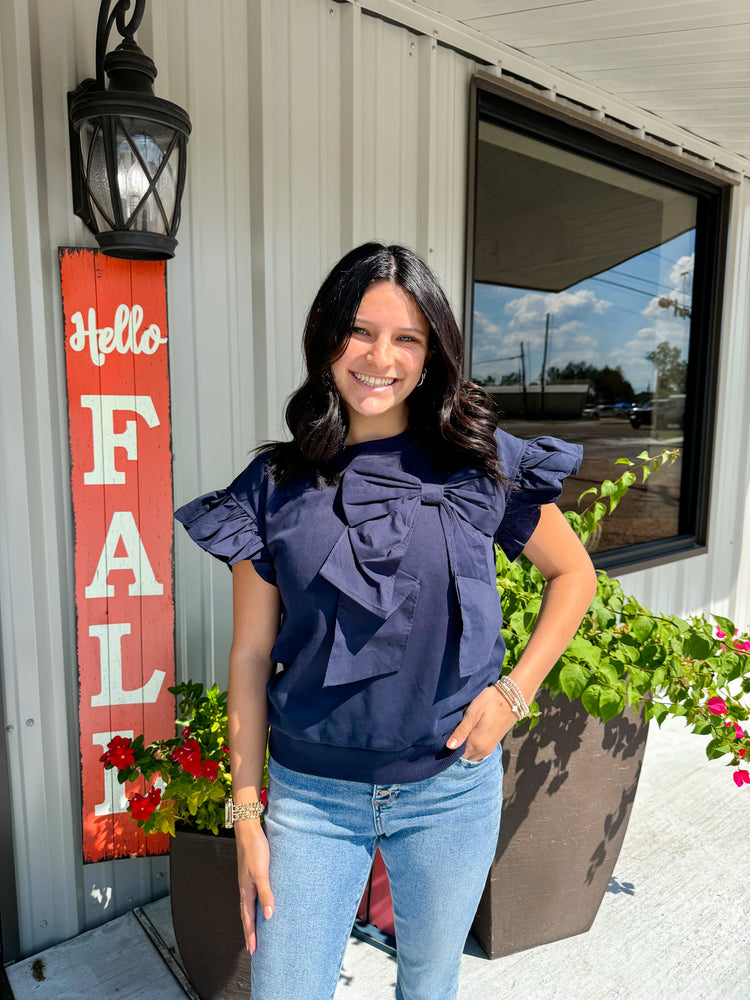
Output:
[225, 797, 265, 828]
[492, 676, 530, 720]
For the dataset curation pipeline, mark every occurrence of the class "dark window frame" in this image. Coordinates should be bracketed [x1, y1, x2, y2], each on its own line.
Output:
[464, 75, 732, 575]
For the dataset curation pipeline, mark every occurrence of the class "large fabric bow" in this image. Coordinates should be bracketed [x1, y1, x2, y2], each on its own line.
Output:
[319, 460, 506, 686]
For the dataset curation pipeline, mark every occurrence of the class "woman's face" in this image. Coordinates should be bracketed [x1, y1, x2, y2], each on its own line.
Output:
[331, 280, 431, 444]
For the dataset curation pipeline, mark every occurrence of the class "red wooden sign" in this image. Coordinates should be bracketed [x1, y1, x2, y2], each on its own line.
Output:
[60, 248, 173, 862]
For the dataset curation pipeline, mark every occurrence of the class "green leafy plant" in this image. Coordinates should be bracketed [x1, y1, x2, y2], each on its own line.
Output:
[498, 448, 750, 786]
[100, 681, 269, 835]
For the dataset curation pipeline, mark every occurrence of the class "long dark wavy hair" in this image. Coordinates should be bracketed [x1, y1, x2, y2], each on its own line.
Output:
[257, 242, 509, 489]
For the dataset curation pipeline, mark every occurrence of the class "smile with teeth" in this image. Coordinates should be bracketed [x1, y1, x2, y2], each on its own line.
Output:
[351, 371, 397, 388]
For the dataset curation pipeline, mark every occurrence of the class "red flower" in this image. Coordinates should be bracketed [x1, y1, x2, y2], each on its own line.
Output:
[182, 726, 191, 738]
[171, 738, 204, 777]
[716, 628, 726, 640]
[739, 748, 747, 758]
[129, 785, 162, 820]
[706, 697, 728, 716]
[221, 744, 230, 757]
[732, 770, 750, 788]
[99, 735, 135, 770]
[260, 787, 268, 807]
[201, 759, 219, 782]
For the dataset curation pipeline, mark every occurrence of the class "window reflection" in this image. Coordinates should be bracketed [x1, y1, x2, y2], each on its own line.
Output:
[472, 121, 697, 553]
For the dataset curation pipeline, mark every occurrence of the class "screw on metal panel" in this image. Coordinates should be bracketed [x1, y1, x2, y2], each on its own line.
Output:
[39, 920, 48, 928]
[127, 895, 133, 902]
[156, 871, 164, 878]
[6, 724, 14, 733]
[26, 718, 35, 727]
[329, 7, 336, 14]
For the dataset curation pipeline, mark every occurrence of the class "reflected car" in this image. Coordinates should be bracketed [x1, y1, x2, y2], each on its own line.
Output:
[629, 397, 684, 430]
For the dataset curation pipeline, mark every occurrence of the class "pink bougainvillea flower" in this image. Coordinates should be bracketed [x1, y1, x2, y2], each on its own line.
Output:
[706, 697, 728, 716]
[99, 735, 135, 770]
[716, 628, 727, 640]
[736, 639, 750, 653]
[129, 786, 162, 820]
[724, 721, 746, 739]
[201, 759, 219, 782]
[732, 770, 750, 788]
[171, 738, 204, 777]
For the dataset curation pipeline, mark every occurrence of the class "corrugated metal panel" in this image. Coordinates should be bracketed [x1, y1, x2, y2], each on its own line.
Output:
[1, 0, 83, 957]
[2, 0, 750, 959]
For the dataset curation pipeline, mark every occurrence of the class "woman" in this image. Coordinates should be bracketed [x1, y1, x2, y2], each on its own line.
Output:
[175, 243, 597, 1000]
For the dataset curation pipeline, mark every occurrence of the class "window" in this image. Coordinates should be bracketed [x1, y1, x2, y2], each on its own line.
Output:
[465, 79, 730, 572]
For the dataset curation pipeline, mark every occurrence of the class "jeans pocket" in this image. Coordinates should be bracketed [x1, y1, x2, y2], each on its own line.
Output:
[457, 746, 496, 768]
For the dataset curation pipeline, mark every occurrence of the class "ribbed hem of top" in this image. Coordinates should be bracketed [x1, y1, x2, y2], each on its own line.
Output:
[268, 729, 466, 785]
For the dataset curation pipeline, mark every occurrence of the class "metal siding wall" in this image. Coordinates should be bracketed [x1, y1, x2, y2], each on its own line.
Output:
[2, 0, 750, 958]
[1, 0, 86, 956]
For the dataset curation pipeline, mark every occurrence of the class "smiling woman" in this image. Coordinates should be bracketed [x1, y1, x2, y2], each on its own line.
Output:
[174, 241, 595, 1000]
[330, 280, 431, 444]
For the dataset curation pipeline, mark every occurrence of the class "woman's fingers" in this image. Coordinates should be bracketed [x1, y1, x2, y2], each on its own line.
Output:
[239, 880, 258, 953]
[255, 874, 275, 922]
[237, 828, 274, 953]
[446, 702, 479, 750]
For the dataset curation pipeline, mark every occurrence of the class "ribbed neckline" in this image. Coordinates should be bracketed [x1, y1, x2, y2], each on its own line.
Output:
[338, 428, 414, 456]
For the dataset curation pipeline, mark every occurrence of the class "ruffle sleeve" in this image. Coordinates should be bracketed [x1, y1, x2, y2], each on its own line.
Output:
[494, 432, 583, 561]
[174, 474, 276, 584]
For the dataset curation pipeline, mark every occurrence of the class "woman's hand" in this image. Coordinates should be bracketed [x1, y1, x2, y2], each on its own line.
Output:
[236, 822, 275, 954]
[445, 685, 518, 760]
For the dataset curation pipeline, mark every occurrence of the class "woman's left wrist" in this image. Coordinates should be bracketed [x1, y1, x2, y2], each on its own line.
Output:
[490, 675, 530, 720]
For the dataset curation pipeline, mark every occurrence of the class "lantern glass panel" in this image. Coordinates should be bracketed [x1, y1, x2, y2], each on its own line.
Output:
[80, 120, 116, 228]
[115, 118, 179, 234]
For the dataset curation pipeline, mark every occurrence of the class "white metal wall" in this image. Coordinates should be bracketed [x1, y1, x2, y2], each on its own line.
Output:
[2, 0, 750, 957]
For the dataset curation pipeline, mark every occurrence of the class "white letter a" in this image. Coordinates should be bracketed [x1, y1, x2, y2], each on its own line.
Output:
[85, 511, 164, 598]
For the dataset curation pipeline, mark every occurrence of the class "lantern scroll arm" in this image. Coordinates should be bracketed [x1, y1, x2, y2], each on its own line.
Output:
[96, 0, 147, 89]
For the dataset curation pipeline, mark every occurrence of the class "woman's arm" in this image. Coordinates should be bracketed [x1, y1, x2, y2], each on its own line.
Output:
[228, 558, 281, 953]
[446, 503, 598, 758]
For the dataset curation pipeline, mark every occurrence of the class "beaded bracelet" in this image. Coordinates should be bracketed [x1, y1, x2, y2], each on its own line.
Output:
[492, 676, 530, 720]
[225, 797, 265, 828]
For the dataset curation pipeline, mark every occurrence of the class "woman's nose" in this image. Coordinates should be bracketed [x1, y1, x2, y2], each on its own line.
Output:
[368, 335, 393, 368]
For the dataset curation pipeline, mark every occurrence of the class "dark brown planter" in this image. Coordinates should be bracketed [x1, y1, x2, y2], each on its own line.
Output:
[170, 827, 251, 1000]
[471, 688, 648, 958]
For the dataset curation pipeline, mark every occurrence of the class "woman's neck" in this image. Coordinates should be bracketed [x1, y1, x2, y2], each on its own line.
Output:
[343, 414, 409, 446]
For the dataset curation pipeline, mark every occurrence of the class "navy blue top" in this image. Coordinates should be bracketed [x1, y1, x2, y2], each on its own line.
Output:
[174, 427, 582, 784]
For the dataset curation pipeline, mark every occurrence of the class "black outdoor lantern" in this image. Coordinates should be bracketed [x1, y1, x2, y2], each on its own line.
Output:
[68, 0, 191, 260]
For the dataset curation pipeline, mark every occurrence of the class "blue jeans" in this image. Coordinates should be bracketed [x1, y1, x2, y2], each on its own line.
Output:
[250, 745, 503, 1000]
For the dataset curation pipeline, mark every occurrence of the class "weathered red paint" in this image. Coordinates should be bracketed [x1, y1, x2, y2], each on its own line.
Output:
[60, 248, 173, 862]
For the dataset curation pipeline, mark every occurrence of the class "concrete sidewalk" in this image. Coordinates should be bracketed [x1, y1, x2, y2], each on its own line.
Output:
[6, 716, 750, 1000]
